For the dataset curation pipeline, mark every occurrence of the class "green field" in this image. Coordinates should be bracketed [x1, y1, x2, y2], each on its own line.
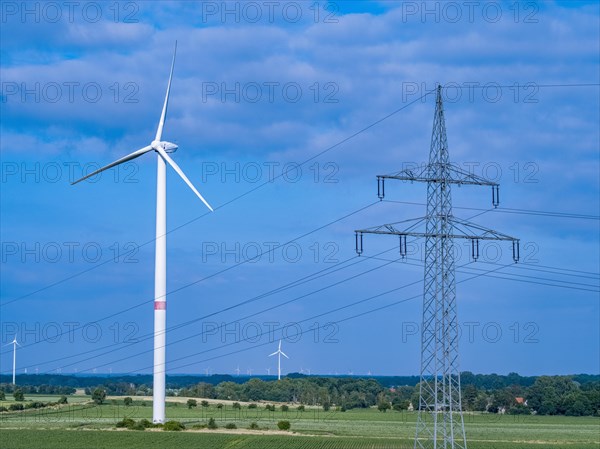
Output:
[0, 395, 598, 449]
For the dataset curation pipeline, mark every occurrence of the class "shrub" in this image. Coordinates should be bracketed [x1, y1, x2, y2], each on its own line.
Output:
[277, 420, 291, 431]
[0, 390, 5, 401]
[232, 402, 241, 409]
[163, 420, 185, 431]
[248, 422, 259, 430]
[323, 402, 330, 411]
[131, 421, 147, 431]
[192, 423, 207, 429]
[187, 399, 197, 409]
[216, 403, 224, 409]
[201, 400, 210, 408]
[207, 417, 218, 429]
[248, 403, 257, 409]
[297, 405, 305, 411]
[58, 396, 68, 405]
[138, 419, 153, 428]
[116, 418, 136, 429]
[224, 423, 237, 429]
[25, 401, 45, 409]
[281, 404, 289, 412]
[265, 404, 275, 411]
[9, 403, 24, 411]
[0, 406, 7, 412]
[124, 397, 133, 406]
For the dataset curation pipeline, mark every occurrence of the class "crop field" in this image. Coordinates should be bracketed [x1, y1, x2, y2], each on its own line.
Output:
[0, 395, 598, 449]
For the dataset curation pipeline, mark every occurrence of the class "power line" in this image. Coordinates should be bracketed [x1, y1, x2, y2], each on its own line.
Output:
[23, 248, 399, 373]
[1, 89, 440, 309]
[0, 201, 380, 356]
[368, 257, 599, 293]
[382, 200, 600, 221]
[4, 82, 597, 309]
[24, 250, 598, 376]
[127, 261, 513, 376]
[58, 255, 405, 374]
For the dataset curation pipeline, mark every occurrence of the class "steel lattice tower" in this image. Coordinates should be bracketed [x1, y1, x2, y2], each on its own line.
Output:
[355, 85, 519, 448]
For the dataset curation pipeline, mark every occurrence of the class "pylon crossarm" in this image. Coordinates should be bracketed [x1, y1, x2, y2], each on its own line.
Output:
[355, 216, 519, 261]
[356, 217, 517, 242]
[356, 217, 427, 235]
[448, 217, 518, 242]
[379, 163, 499, 186]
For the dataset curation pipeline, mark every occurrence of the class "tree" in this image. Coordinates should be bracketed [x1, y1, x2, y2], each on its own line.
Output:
[281, 404, 289, 412]
[201, 400, 210, 408]
[92, 388, 106, 405]
[187, 399, 197, 409]
[124, 397, 133, 406]
[277, 420, 291, 430]
[58, 396, 68, 405]
[13, 389, 24, 401]
[377, 399, 391, 412]
[0, 390, 5, 401]
[462, 384, 479, 411]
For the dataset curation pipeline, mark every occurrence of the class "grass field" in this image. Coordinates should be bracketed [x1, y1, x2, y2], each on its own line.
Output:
[0, 395, 598, 449]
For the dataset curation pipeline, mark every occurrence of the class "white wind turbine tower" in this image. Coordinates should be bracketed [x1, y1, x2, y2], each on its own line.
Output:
[71, 42, 213, 424]
[5, 335, 20, 385]
[269, 340, 289, 381]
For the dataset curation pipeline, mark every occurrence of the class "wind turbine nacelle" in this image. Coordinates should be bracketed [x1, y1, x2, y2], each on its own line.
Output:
[161, 141, 178, 153]
[152, 140, 178, 153]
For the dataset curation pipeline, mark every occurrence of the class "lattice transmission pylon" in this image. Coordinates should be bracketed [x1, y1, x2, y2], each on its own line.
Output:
[355, 85, 519, 448]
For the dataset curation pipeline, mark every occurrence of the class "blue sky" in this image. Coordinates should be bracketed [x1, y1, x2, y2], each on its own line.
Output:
[1, 1, 598, 378]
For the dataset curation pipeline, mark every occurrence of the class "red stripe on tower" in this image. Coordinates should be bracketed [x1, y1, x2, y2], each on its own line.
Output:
[154, 302, 166, 310]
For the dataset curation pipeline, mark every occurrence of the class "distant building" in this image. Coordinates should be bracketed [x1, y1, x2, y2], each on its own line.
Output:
[515, 397, 528, 406]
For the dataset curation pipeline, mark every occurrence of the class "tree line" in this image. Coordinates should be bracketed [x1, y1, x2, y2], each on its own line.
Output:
[2, 373, 598, 417]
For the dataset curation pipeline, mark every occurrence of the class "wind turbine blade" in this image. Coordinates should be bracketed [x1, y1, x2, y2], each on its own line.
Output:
[268, 351, 278, 357]
[281, 352, 289, 359]
[71, 146, 153, 185]
[156, 147, 213, 211]
[155, 41, 177, 142]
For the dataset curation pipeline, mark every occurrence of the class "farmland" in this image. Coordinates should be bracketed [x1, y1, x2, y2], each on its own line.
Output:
[0, 395, 598, 449]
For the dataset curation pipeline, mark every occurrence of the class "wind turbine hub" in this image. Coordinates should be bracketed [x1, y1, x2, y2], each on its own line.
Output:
[151, 140, 178, 153]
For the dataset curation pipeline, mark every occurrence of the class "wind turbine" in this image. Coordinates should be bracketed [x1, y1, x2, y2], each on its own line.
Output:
[71, 42, 213, 424]
[4, 335, 20, 385]
[266, 367, 271, 375]
[268, 340, 289, 381]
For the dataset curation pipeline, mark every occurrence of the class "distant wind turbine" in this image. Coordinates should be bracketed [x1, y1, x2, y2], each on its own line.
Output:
[235, 366, 240, 376]
[4, 336, 20, 384]
[269, 340, 289, 381]
[71, 42, 213, 424]
[266, 367, 271, 375]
